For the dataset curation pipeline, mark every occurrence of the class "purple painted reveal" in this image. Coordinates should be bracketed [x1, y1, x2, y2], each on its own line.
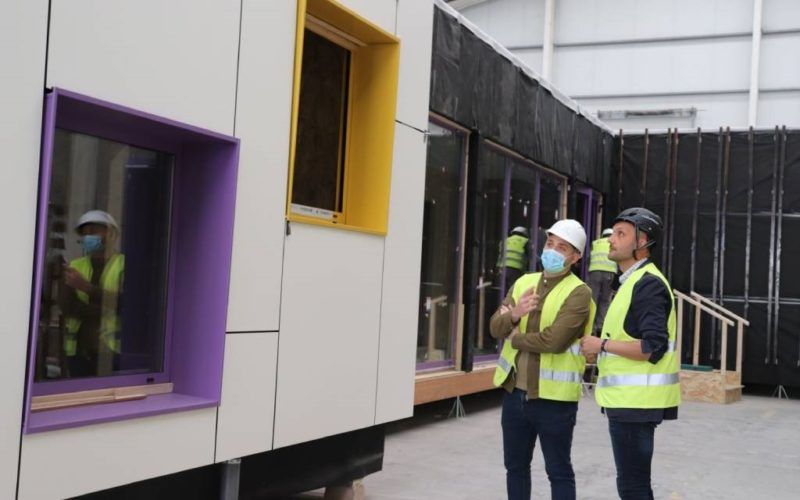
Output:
[25, 88, 239, 433]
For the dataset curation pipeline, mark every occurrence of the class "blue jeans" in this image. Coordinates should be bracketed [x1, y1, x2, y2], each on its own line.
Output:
[608, 420, 657, 500]
[501, 389, 577, 500]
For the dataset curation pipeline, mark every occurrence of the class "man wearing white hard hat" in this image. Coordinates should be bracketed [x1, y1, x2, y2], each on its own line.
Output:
[60, 209, 125, 377]
[588, 227, 617, 334]
[489, 219, 595, 500]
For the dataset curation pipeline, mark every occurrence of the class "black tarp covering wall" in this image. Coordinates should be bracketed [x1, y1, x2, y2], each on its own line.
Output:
[614, 127, 800, 389]
[429, 5, 613, 193]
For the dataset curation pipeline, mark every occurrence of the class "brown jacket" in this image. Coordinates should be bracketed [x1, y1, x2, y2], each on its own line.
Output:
[489, 269, 592, 399]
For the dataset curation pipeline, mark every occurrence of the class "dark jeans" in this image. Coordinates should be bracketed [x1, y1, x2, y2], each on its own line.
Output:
[588, 271, 615, 333]
[501, 389, 577, 500]
[608, 419, 657, 500]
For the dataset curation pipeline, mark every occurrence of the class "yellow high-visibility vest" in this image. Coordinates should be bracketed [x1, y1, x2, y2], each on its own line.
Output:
[589, 237, 617, 273]
[493, 272, 595, 402]
[497, 235, 528, 271]
[64, 254, 125, 355]
[596, 262, 681, 408]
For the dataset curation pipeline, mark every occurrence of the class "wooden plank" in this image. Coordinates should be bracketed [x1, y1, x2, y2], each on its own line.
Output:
[31, 383, 173, 412]
[414, 367, 496, 405]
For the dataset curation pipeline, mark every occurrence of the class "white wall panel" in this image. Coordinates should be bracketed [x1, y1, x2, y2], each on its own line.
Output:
[760, 33, 800, 90]
[0, 1, 49, 497]
[18, 408, 217, 500]
[226, 0, 295, 332]
[47, 0, 240, 134]
[395, 0, 435, 131]
[216, 332, 278, 462]
[375, 124, 427, 424]
[763, 0, 800, 32]
[274, 224, 384, 448]
[554, 39, 751, 97]
[757, 91, 800, 128]
[461, 0, 545, 48]
[554, 0, 751, 45]
[338, 0, 397, 35]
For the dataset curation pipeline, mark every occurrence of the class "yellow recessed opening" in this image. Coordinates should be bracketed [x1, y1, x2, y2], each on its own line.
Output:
[287, 0, 400, 236]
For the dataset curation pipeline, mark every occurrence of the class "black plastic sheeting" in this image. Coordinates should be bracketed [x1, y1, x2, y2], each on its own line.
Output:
[616, 128, 800, 389]
[430, 5, 612, 193]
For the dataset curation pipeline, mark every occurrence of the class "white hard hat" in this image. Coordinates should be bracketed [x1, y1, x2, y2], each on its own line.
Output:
[602, 228, 613, 237]
[75, 210, 120, 233]
[511, 226, 529, 238]
[546, 219, 587, 255]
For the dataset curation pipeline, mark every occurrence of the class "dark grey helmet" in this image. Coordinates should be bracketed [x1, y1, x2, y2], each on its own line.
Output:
[614, 207, 662, 247]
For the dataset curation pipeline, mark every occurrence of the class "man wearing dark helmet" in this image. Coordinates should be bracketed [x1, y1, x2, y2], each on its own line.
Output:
[581, 207, 680, 500]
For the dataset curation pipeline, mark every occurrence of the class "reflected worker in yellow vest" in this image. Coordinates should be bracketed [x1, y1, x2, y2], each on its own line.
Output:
[496, 226, 530, 294]
[489, 219, 595, 500]
[61, 210, 125, 377]
[581, 207, 680, 500]
[588, 228, 617, 334]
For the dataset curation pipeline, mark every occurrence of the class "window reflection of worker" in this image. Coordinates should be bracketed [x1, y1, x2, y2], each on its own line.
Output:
[60, 210, 125, 377]
[497, 226, 530, 294]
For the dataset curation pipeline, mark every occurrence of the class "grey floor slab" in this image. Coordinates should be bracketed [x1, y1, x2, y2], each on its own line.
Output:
[361, 389, 800, 500]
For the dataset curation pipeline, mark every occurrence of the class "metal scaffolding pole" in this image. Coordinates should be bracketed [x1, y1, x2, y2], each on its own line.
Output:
[711, 128, 724, 360]
[766, 127, 779, 364]
[618, 130, 624, 211]
[662, 130, 672, 265]
[690, 129, 702, 292]
[667, 130, 679, 281]
[642, 129, 650, 205]
[744, 128, 754, 320]
[773, 126, 786, 365]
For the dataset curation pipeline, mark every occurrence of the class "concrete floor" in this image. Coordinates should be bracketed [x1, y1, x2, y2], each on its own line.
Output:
[359, 389, 800, 500]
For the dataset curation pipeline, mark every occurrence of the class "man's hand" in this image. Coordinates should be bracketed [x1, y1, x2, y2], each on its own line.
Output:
[64, 267, 92, 294]
[511, 287, 539, 322]
[580, 335, 603, 355]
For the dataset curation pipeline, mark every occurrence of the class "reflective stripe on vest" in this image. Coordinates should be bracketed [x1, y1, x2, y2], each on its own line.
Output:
[595, 262, 681, 409]
[64, 253, 125, 356]
[493, 272, 595, 402]
[497, 235, 528, 271]
[589, 238, 617, 273]
[596, 372, 680, 388]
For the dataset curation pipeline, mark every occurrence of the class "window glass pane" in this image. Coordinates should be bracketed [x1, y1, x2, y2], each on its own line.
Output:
[508, 160, 536, 275]
[293, 30, 350, 214]
[470, 144, 508, 357]
[417, 122, 465, 365]
[35, 129, 173, 382]
[536, 172, 564, 260]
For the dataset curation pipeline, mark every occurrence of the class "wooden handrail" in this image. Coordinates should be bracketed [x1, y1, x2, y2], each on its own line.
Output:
[689, 291, 750, 326]
[674, 291, 734, 326]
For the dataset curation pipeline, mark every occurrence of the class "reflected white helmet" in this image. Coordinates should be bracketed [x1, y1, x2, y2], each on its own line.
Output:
[546, 219, 587, 255]
[75, 210, 120, 233]
[511, 226, 529, 238]
[602, 228, 613, 237]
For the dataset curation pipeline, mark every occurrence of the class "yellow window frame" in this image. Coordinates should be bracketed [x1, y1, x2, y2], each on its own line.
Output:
[287, 0, 400, 236]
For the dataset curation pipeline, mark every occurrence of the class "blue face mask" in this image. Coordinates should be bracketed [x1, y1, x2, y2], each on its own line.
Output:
[82, 234, 104, 254]
[541, 248, 567, 273]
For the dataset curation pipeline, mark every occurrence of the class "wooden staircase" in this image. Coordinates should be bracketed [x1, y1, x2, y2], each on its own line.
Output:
[674, 291, 750, 404]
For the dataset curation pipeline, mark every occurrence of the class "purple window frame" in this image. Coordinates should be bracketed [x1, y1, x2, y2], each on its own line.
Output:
[472, 143, 567, 366]
[24, 88, 239, 433]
